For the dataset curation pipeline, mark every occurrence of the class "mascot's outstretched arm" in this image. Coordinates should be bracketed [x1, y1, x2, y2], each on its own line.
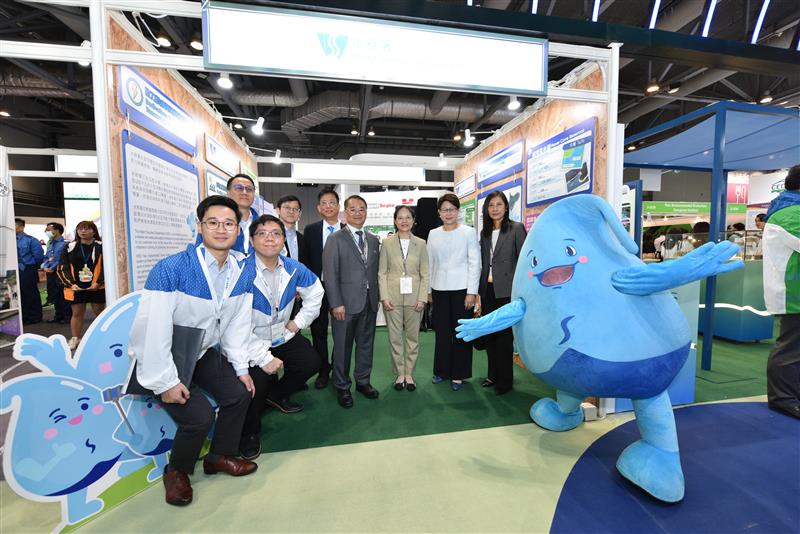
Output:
[455, 299, 526, 342]
[611, 241, 744, 296]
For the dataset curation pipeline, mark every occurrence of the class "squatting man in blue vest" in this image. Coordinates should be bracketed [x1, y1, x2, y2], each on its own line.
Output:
[129, 195, 259, 506]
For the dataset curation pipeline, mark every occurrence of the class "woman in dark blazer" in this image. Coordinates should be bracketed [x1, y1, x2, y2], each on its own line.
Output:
[477, 191, 527, 395]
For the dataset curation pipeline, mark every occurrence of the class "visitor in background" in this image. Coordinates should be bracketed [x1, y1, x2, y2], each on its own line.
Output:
[276, 195, 304, 262]
[378, 205, 429, 392]
[56, 221, 105, 350]
[227, 173, 259, 258]
[15, 218, 44, 325]
[426, 193, 480, 391]
[476, 191, 527, 396]
[42, 222, 71, 324]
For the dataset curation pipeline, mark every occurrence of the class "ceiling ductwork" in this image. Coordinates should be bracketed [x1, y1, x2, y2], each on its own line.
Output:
[0, 71, 83, 99]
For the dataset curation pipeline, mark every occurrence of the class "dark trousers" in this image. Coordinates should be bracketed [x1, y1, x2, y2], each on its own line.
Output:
[243, 334, 320, 437]
[19, 266, 42, 323]
[46, 272, 71, 321]
[310, 294, 331, 377]
[331, 304, 377, 390]
[483, 284, 513, 391]
[767, 314, 800, 410]
[432, 289, 473, 380]
[162, 349, 250, 475]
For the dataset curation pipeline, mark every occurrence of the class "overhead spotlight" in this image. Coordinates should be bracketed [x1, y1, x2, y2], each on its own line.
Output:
[190, 38, 203, 51]
[78, 40, 91, 67]
[251, 116, 264, 135]
[273, 149, 282, 165]
[507, 96, 521, 110]
[778, 100, 789, 106]
[463, 129, 475, 147]
[627, 145, 636, 151]
[645, 79, 660, 94]
[233, 123, 243, 130]
[350, 124, 359, 136]
[452, 132, 463, 142]
[367, 126, 375, 137]
[438, 153, 447, 167]
[667, 83, 681, 94]
[758, 92, 773, 104]
[156, 36, 172, 48]
[217, 72, 233, 90]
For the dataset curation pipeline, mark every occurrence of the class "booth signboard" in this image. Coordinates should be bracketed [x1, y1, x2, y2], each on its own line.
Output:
[240, 161, 257, 181]
[121, 131, 200, 291]
[477, 141, 525, 188]
[0, 146, 22, 348]
[206, 169, 228, 197]
[525, 117, 596, 207]
[118, 66, 198, 156]
[204, 134, 239, 177]
[455, 174, 475, 198]
[461, 198, 477, 227]
[747, 170, 787, 205]
[203, 3, 547, 96]
[642, 201, 747, 215]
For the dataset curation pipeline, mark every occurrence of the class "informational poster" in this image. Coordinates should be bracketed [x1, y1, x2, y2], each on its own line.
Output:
[204, 134, 239, 177]
[460, 198, 476, 227]
[477, 178, 523, 232]
[455, 174, 476, 198]
[206, 169, 229, 197]
[118, 66, 198, 156]
[121, 131, 199, 291]
[0, 146, 22, 347]
[477, 141, 525, 188]
[526, 117, 596, 207]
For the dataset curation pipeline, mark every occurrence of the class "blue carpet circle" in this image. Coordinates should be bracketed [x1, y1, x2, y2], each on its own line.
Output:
[551, 402, 800, 534]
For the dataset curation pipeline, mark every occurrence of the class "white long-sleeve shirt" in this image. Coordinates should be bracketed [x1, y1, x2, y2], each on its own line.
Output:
[427, 224, 481, 294]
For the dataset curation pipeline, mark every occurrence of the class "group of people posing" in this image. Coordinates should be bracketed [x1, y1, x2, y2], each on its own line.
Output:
[128, 173, 528, 506]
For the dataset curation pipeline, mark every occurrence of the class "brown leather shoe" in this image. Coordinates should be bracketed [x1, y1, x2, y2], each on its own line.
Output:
[163, 468, 192, 506]
[202, 455, 258, 477]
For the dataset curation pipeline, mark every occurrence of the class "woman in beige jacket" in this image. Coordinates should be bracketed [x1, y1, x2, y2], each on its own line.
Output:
[378, 205, 430, 391]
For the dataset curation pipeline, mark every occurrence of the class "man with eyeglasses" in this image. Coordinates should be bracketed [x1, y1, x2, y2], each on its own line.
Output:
[238, 214, 323, 459]
[276, 195, 304, 262]
[129, 195, 258, 507]
[226, 173, 259, 258]
[322, 195, 381, 408]
[302, 188, 344, 389]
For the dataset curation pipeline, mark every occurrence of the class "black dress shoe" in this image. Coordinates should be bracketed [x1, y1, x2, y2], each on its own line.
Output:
[337, 388, 353, 408]
[481, 378, 495, 388]
[46, 318, 63, 324]
[768, 403, 800, 419]
[495, 386, 512, 396]
[239, 434, 261, 460]
[298, 383, 309, 391]
[394, 381, 405, 391]
[356, 383, 379, 399]
[266, 396, 304, 414]
[315, 373, 330, 389]
[406, 382, 417, 392]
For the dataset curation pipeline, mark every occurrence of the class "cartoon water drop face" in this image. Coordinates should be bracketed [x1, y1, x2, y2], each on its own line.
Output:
[456, 194, 744, 503]
[114, 395, 176, 482]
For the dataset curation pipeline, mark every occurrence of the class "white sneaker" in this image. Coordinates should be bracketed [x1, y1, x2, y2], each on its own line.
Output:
[67, 337, 80, 350]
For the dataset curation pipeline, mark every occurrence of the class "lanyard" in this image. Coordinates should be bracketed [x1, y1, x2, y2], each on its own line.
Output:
[398, 236, 409, 275]
[489, 230, 500, 268]
[195, 246, 234, 315]
[80, 243, 93, 266]
[257, 262, 283, 324]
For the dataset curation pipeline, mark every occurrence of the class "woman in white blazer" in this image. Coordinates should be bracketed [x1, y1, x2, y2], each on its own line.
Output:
[378, 206, 429, 391]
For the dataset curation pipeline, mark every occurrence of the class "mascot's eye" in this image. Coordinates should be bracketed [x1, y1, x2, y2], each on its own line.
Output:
[146, 402, 153, 408]
[80, 402, 89, 411]
[531, 256, 538, 268]
[113, 348, 123, 358]
[566, 245, 577, 256]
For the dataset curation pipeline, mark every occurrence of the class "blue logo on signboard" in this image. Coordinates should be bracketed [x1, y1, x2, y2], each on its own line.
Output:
[770, 179, 785, 193]
[317, 33, 348, 58]
[126, 78, 144, 107]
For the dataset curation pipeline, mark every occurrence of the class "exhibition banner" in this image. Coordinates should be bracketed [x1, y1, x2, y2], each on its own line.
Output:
[118, 66, 198, 156]
[203, 3, 547, 96]
[455, 174, 476, 198]
[642, 201, 746, 215]
[205, 134, 239, 177]
[747, 170, 786, 205]
[121, 131, 200, 291]
[526, 117, 595, 207]
[0, 146, 22, 348]
[477, 141, 525, 188]
[206, 169, 229, 197]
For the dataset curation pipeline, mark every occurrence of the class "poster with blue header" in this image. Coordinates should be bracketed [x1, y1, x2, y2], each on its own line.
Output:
[477, 141, 525, 188]
[525, 117, 596, 207]
[118, 66, 198, 156]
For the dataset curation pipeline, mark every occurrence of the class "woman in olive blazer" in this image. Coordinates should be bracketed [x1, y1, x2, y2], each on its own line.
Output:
[477, 191, 527, 395]
[378, 206, 430, 391]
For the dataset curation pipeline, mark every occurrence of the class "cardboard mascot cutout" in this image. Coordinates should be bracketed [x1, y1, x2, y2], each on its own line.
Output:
[456, 194, 743, 502]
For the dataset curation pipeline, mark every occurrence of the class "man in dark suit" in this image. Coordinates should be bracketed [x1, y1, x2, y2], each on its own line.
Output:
[322, 195, 380, 408]
[301, 189, 342, 388]
[276, 195, 304, 262]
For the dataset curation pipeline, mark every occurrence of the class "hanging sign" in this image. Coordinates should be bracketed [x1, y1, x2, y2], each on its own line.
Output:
[477, 141, 525, 188]
[206, 169, 229, 197]
[203, 3, 548, 96]
[455, 175, 475, 198]
[118, 66, 198, 156]
[204, 134, 238, 177]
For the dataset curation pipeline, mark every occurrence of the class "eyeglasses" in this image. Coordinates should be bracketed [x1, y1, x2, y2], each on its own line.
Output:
[346, 208, 366, 215]
[254, 230, 284, 239]
[319, 201, 338, 207]
[231, 184, 255, 194]
[201, 219, 238, 231]
[280, 206, 301, 213]
[439, 207, 458, 213]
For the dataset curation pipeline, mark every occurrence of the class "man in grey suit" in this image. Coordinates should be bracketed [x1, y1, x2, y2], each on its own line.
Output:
[322, 195, 381, 408]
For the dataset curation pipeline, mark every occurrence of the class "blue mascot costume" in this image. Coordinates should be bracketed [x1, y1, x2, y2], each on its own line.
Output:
[456, 194, 743, 502]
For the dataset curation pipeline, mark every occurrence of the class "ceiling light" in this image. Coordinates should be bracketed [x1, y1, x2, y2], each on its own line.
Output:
[78, 40, 91, 67]
[648, 0, 662, 29]
[367, 127, 375, 137]
[452, 132, 463, 142]
[251, 116, 264, 135]
[701, 0, 718, 37]
[627, 145, 636, 151]
[667, 83, 681, 94]
[233, 123, 243, 130]
[507, 96, 521, 110]
[778, 100, 789, 106]
[438, 153, 447, 167]
[190, 39, 203, 51]
[156, 36, 171, 48]
[350, 124, 359, 136]
[273, 149, 282, 165]
[759, 92, 773, 104]
[0, 111, 9, 117]
[217, 73, 233, 90]
[645, 79, 660, 94]
[463, 129, 475, 147]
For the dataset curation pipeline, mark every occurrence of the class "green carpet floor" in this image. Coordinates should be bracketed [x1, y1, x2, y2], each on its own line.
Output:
[257, 327, 772, 454]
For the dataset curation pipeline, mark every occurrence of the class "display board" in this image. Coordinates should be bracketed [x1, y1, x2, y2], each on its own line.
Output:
[360, 189, 450, 237]
[525, 117, 596, 207]
[205, 134, 239, 177]
[476, 178, 523, 232]
[477, 141, 524, 188]
[205, 169, 229, 197]
[455, 174, 475, 198]
[0, 146, 22, 348]
[121, 132, 199, 291]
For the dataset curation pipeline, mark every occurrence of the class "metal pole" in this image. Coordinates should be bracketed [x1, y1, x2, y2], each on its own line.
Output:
[605, 42, 622, 209]
[89, 0, 119, 302]
[700, 108, 727, 371]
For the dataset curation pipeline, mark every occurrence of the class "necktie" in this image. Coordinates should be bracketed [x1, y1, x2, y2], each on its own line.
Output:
[356, 230, 365, 255]
[327, 225, 335, 235]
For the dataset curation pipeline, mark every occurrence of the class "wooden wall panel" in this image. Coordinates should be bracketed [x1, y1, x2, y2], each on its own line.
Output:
[105, 16, 255, 296]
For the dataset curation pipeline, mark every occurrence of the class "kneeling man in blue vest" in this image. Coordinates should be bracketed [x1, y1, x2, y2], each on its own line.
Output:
[129, 195, 322, 506]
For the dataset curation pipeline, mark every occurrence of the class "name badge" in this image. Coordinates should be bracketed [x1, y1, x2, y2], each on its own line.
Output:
[78, 265, 93, 283]
[399, 276, 413, 295]
[270, 323, 286, 346]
